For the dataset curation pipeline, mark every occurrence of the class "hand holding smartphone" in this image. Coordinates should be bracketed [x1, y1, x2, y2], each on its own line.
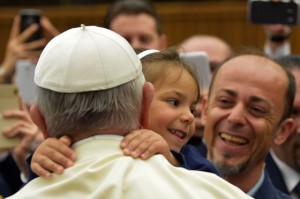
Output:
[20, 9, 43, 42]
[0, 85, 21, 149]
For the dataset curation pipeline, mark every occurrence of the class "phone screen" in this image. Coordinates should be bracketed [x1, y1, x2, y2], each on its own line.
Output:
[20, 9, 42, 42]
[248, 0, 300, 25]
[15, 60, 36, 105]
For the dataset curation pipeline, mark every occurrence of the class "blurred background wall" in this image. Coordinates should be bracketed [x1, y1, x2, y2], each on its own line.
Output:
[0, 1, 299, 61]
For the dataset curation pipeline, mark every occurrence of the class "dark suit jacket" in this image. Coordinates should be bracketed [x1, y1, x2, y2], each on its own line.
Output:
[197, 142, 292, 199]
[0, 154, 23, 197]
[0, 173, 11, 197]
[187, 136, 207, 158]
[265, 153, 290, 194]
[174, 144, 220, 175]
[254, 171, 292, 199]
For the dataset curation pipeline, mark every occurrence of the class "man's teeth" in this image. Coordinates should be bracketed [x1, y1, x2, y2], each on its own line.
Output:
[220, 133, 247, 144]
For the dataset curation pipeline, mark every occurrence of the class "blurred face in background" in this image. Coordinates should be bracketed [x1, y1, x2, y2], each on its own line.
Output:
[110, 13, 167, 50]
[178, 36, 231, 74]
[264, 24, 291, 43]
[276, 68, 300, 172]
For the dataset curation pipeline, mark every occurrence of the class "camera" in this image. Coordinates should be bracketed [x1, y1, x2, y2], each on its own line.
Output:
[20, 9, 42, 42]
[248, 0, 300, 25]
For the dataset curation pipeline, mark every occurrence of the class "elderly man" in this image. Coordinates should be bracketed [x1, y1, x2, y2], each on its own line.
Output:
[7, 25, 251, 199]
[201, 53, 295, 199]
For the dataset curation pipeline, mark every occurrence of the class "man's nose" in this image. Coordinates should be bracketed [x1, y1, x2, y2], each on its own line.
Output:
[227, 103, 246, 126]
[130, 38, 142, 49]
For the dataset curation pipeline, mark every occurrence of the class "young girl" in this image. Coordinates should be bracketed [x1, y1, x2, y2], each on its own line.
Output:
[29, 48, 219, 178]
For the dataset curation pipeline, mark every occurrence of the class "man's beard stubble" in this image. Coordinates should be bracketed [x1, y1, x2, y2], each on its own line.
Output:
[268, 33, 291, 43]
[211, 151, 249, 177]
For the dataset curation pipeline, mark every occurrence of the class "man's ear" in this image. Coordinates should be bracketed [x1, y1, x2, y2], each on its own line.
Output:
[274, 118, 295, 145]
[159, 34, 168, 50]
[140, 82, 154, 129]
[200, 94, 209, 126]
[30, 104, 49, 139]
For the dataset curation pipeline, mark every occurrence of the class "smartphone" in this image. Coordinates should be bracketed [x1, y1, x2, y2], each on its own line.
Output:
[0, 85, 21, 149]
[15, 60, 37, 105]
[248, 0, 300, 25]
[180, 51, 211, 91]
[20, 9, 42, 42]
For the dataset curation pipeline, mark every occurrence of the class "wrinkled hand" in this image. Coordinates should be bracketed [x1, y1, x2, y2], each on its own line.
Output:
[120, 129, 172, 160]
[31, 136, 76, 178]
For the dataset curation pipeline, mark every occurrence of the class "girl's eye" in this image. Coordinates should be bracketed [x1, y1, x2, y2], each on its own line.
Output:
[190, 107, 196, 114]
[167, 99, 179, 106]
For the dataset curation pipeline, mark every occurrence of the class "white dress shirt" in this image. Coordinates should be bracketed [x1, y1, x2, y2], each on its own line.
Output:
[264, 42, 291, 59]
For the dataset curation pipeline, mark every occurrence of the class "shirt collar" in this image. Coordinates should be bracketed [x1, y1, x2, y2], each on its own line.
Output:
[247, 170, 265, 196]
[264, 42, 290, 59]
[270, 149, 300, 192]
[72, 134, 124, 148]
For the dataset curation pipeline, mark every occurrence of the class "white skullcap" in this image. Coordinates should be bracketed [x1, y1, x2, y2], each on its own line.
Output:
[138, 49, 160, 59]
[35, 25, 143, 93]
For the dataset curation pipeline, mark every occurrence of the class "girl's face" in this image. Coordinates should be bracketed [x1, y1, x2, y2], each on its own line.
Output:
[149, 67, 198, 152]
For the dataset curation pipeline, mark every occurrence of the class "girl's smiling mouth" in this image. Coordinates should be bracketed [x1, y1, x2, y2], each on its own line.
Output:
[169, 129, 187, 140]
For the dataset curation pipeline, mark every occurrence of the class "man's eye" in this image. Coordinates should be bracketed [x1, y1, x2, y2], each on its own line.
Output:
[250, 106, 267, 116]
[167, 99, 179, 106]
[209, 61, 221, 72]
[124, 37, 132, 44]
[292, 108, 300, 117]
[140, 35, 151, 44]
[217, 97, 232, 107]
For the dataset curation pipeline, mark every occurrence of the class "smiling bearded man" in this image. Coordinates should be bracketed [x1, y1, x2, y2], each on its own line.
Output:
[201, 54, 295, 199]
